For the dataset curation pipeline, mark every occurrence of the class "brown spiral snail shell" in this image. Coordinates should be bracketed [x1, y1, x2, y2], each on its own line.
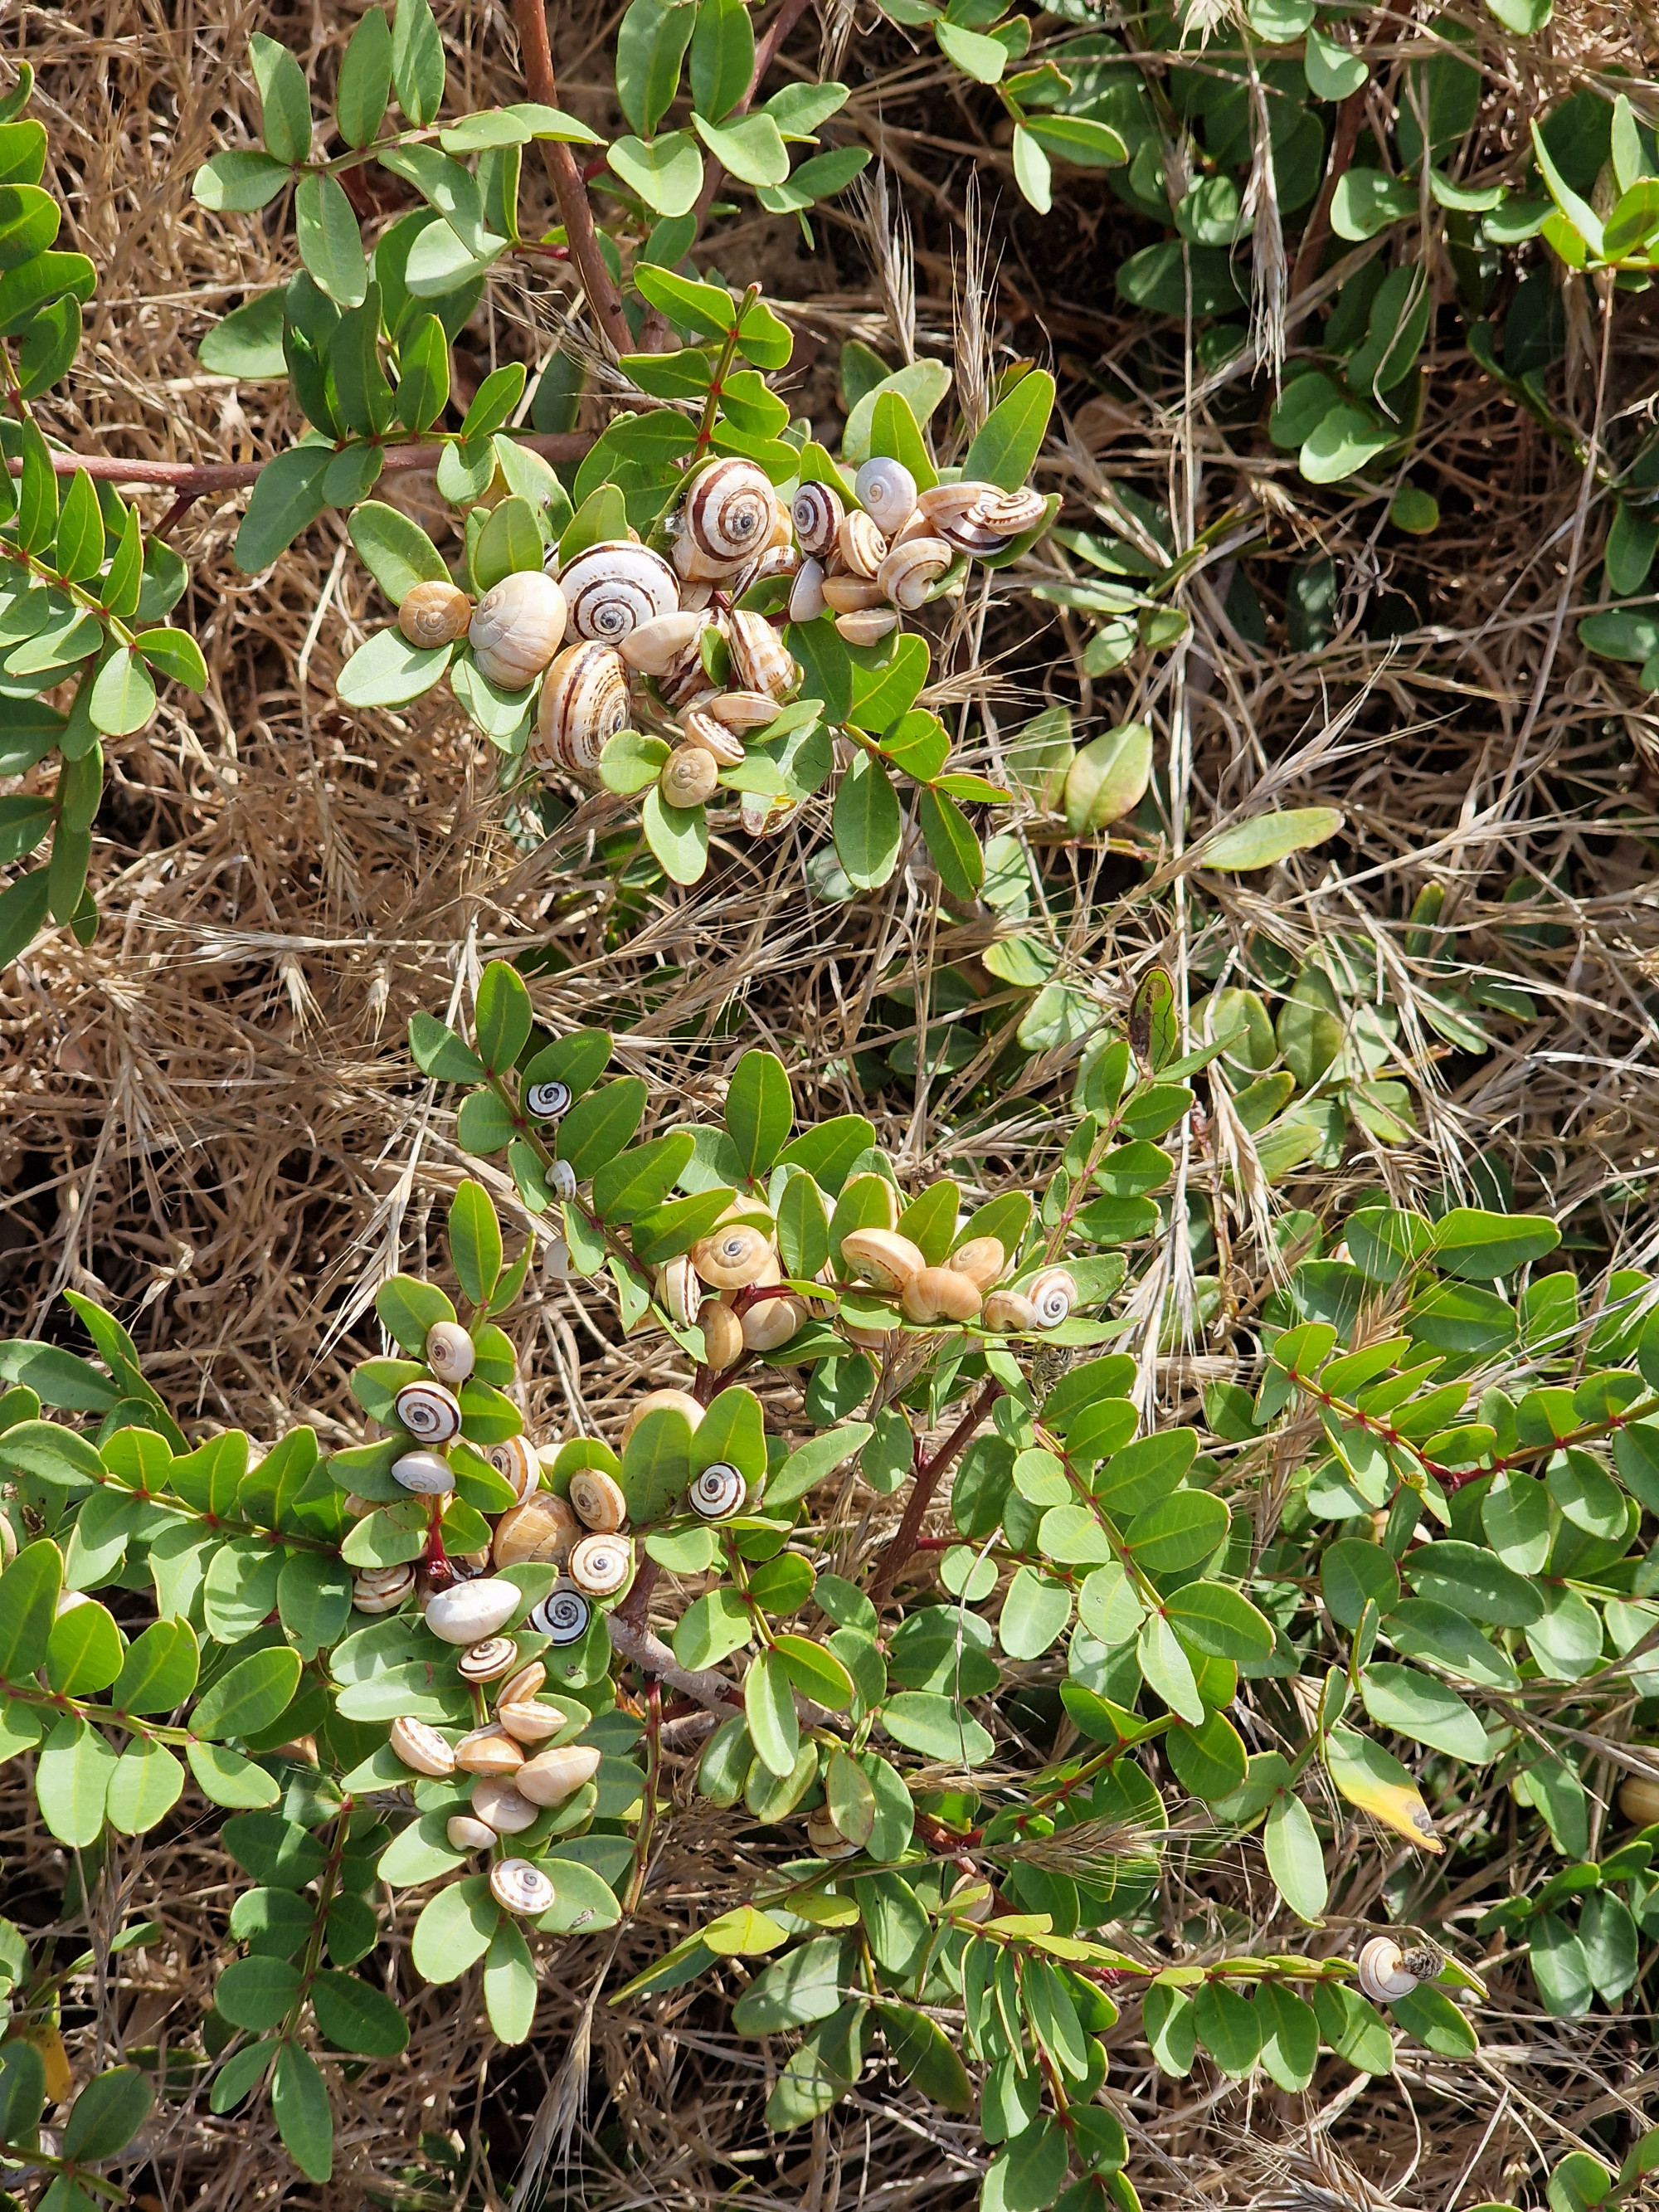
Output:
[917, 481, 1010, 558]
[971, 485, 1047, 537]
[620, 609, 709, 676]
[526, 1078, 571, 1121]
[353, 1562, 416, 1614]
[836, 509, 888, 580]
[458, 1635, 519, 1683]
[392, 1449, 455, 1497]
[491, 1490, 578, 1570]
[839, 1227, 926, 1295]
[396, 1379, 463, 1446]
[517, 1742, 601, 1806]
[684, 457, 778, 568]
[661, 745, 720, 809]
[982, 1289, 1041, 1333]
[558, 541, 679, 645]
[389, 1715, 455, 1777]
[698, 1298, 745, 1372]
[1356, 1935, 1438, 2003]
[835, 608, 898, 646]
[728, 609, 796, 701]
[950, 1236, 1007, 1292]
[791, 481, 844, 558]
[468, 570, 569, 689]
[489, 1857, 556, 1917]
[486, 1435, 541, 1500]
[568, 1467, 629, 1533]
[399, 579, 473, 648]
[528, 1585, 591, 1644]
[688, 1461, 746, 1520]
[620, 1387, 704, 1445]
[878, 536, 953, 611]
[535, 641, 631, 783]
[469, 1776, 538, 1833]
[568, 1532, 633, 1598]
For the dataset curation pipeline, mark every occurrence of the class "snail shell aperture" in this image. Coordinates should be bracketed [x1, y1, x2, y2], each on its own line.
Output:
[529, 1585, 592, 1644]
[536, 641, 631, 784]
[878, 536, 953, 611]
[839, 1227, 926, 1295]
[425, 1320, 475, 1386]
[559, 540, 679, 645]
[689, 1461, 746, 1520]
[791, 481, 844, 558]
[568, 1467, 629, 1533]
[526, 1078, 571, 1120]
[568, 1532, 633, 1598]
[469, 1776, 538, 1833]
[399, 579, 473, 648]
[396, 1379, 463, 1446]
[855, 456, 918, 534]
[982, 1289, 1040, 1333]
[685, 457, 778, 566]
[487, 1435, 540, 1500]
[489, 1857, 557, 1917]
[446, 1814, 497, 1853]
[469, 570, 569, 689]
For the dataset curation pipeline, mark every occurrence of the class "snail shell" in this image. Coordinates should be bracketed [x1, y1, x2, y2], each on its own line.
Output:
[728, 609, 797, 701]
[659, 626, 724, 709]
[698, 1298, 745, 1372]
[392, 1449, 455, 1497]
[535, 641, 631, 783]
[526, 1079, 571, 1120]
[788, 558, 827, 625]
[396, 1380, 463, 1446]
[469, 1776, 538, 1833]
[731, 541, 799, 601]
[902, 1265, 984, 1325]
[688, 1461, 746, 1520]
[353, 1562, 415, 1614]
[971, 485, 1048, 537]
[791, 482, 844, 557]
[399, 579, 473, 648]
[489, 1857, 556, 1917]
[620, 1387, 705, 1446]
[496, 1701, 567, 1745]
[543, 1235, 572, 1282]
[948, 1873, 996, 1922]
[1027, 1267, 1077, 1328]
[499, 1660, 547, 1706]
[740, 791, 800, 837]
[691, 1222, 774, 1290]
[620, 608, 708, 677]
[982, 1289, 1041, 1333]
[492, 1490, 578, 1571]
[569, 1467, 629, 1533]
[708, 689, 781, 733]
[684, 457, 779, 566]
[950, 1236, 1007, 1292]
[679, 707, 745, 767]
[487, 1435, 541, 1501]
[878, 536, 953, 611]
[424, 1576, 521, 1645]
[389, 1715, 455, 1777]
[1356, 1936, 1433, 2004]
[742, 1292, 805, 1351]
[1618, 1776, 1659, 1825]
[655, 1252, 700, 1327]
[458, 1635, 519, 1683]
[455, 1724, 525, 1777]
[445, 1815, 497, 1853]
[836, 509, 888, 580]
[517, 1742, 602, 1806]
[528, 1585, 591, 1644]
[836, 609, 898, 646]
[839, 1227, 926, 1295]
[469, 570, 569, 689]
[547, 1158, 577, 1201]
[559, 540, 679, 646]
[821, 574, 886, 614]
[425, 1321, 475, 1387]
[806, 1805, 860, 1859]
[916, 481, 1009, 558]
[661, 745, 720, 809]
[855, 456, 919, 534]
[568, 1532, 633, 1598]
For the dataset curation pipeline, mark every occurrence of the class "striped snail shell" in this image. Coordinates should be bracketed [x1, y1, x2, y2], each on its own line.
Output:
[806, 1805, 860, 1859]
[680, 707, 746, 767]
[836, 609, 898, 646]
[689, 1461, 746, 1521]
[1356, 1936, 1436, 2004]
[655, 1252, 700, 1327]
[526, 1078, 571, 1119]
[559, 540, 679, 645]
[708, 689, 781, 733]
[971, 485, 1047, 537]
[535, 641, 631, 784]
[529, 1585, 592, 1644]
[855, 456, 918, 534]
[468, 570, 569, 689]
[496, 1700, 566, 1745]
[568, 1532, 633, 1598]
[425, 1320, 475, 1387]
[499, 1660, 547, 1706]
[389, 1716, 455, 1777]
[493, 1492, 577, 1571]
[489, 1857, 556, 1917]
[1618, 1776, 1659, 1825]
[569, 1467, 629, 1533]
[661, 746, 720, 809]
[353, 1562, 416, 1614]
[547, 1158, 577, 1201]
[916, 481, 1009, 558]
[691, 1221, 774, 1289]
[399, 579, 473, 648]
[878, 536, 953, 611]
[620, 608, 708, 676]
[487, 1434, 542, 1502]
[659, 626, 723, 709]
[743, 1293, 805, 1350]
[684, 457, 778, 566]
[396, 1379, 463, 1446]
[392, 1449, 455, 1497]
[728, 610, 797, 701]
[821, 573, 886, 614]
[788, 557, 827, 625]
[455, 1724, 524, 1777]
[836, 509, 888, 580]
[731, 541, 799, 601]
[469, 1776, 538, 1833]
[791, 481, 844, 558]
[458, 1636, 519, 1683]
[1027, 1267, 1077, 1328]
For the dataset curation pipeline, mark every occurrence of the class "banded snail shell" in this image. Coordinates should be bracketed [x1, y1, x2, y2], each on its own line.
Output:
[878, 535, 953, 611]
[806, 1805, 860, 1859]
[490, 1857, 556, 1917]
[487, 1435, 541, 1501]
[728, 609, 797, 701]
[982, 1289, 1040, 1333]
[688, 1461, 746, 1520]
[499, 1660, 547, 1707]
[677, 577, 715, 611]
[731, 542, 799, 602]
[620, 1387, 705, 1446]
[1356, 1936, 1433, 2004]
[517, 1742, 601, 1806]
[837, 509, 888, 580]
[620, 608, 708, 677]
[971, 485, 1047, 537]
[446, 1815, 497, 1853]
[691, 1221, 774, 1289]
[672, 529, 732, 584]
[742, 1292, 805, 1351]
[396, 1380, 463, 1446]
[820, 574, 886, 614]
[902, 1264, 983, 1325]
[698, 1298, 745, 1372]
[684, 457, 778, 565]
[458, 1635, 519, 1683]
[655, 1252, 700, 1327]
[392, 1449, 455, 1497]
[560, 540, 679, 645]
[389, 1715, 455, 1777]
[496, 1700, 566, 1745]
[661, 745, 720, 809]
[470, 1776, 538, 1833]
[353, 1569, 414, 1613]
[568, 1532, 633, 1598]
[455, 1724, 524, 1777]
[491, 1490, 578, 1571]
[547, 1158, 577, 1201]
[425, 1320, 475, 1387]
[528, 1585, 591, 1644]
[854, 456, 919, 534]
[839, 1227, 927, 1295]
[835, 608, 898, 646]
[788, 557, 827, 625]
[1027, 1268, 1077, 1328]
[791, 481, 844, 558]
[526, 1078, 571, 1120]
[660, 628, 723, 709]
[916, 480, 1010, 558]
[469, 570, 569, 689]
[536, 641, 630, 783]
[424, 1576, 521, 1645]
[569, 1468, 629, 1533]
[950, 1236, 1007, 1291]
[399, 579, 473, 648]
[680, 707, 745, 767]
[708, 689, 781, 733]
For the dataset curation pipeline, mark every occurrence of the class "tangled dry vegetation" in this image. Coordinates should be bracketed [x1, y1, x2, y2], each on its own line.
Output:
[1, 0, 1658, 2208]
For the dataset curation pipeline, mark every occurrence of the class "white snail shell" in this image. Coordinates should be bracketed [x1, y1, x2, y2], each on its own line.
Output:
[455, 1723, 524, 1777]
[535, 641, 631, 784]
[982, 1289, 1041, 1333]
[445, 1815, 497, 1853]
[569, 1468, 629, 1533]
[791, 482, 844, 558]
[971, 485, 1047, 537]
[878, 536, 953, 611]
[517, 1742, 602, 1805]
[458, 1635, 519, 1683]
[742, 1292, 805, 1351]
[353, 1562, 415, 1613]
[547, 1158, 577, 1201]
[424, 1576, 521, 1645]
[916, 481, 1010, 558]
[902, 1264, 983, 1325]
[1356, 1935, 1433, 2004]
[684, 457, 779, 566]
[620, 608, 709, 676]
[689, 1462, 746, 1520]
[950, 1236, 1007, 1292]
[839, 1227, 926, 1295]
[529, 1585, 592, 1644]
[499, 1660, 547, 1707]
[399, 578, 473, 647]
[487, 1435, 541, 1501]
[491, 1491, 578, 1571]
[855, 456, 918, 534]
[679, 707, 745, 767]
[526, 1078, 571, 1120]
[396, 1380, 463, 1446]
[489, 1857, 557, 1917]
[469, 1776, 538, 1833]
[560, 539, 679, 646]
[496, 1700, 566, 1745]
[806, 1805, 860, 1859]
[837, 509, 888, 580]
[568, 1532, 633, 1598]
[788, 557, 827, 625]
[699, 1298, 745, 1372]
[392, 1449, 455, 1497]
[836, 609, 898, 646]
[708, 689, 780, 733]
[620, 1387, 705, 1446]
[662, 745, 720, 809]
[655, 1253, 700, 1327]
[469, 570, 569, 689]
[1027, 1267, 1077, 1328]
[425, 1321, 475, 1387]
[389, 1715, 455, 1777]
[727, 609, 797, 702]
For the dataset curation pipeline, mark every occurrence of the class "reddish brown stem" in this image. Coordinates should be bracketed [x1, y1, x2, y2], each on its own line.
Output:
[15, 429, 591, 497]
[868, 1378, 1004, 1608]
[511, 0, 635, 355]
[1289, 86, 1368, 303]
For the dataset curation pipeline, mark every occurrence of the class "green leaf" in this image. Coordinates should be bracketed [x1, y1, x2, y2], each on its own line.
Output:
[633, 261, 735, 341]
[0, 1537, 61, 1673]
[192, 1644, 302, 1740]
[17, 293, 81, 399]
[691, 0, 755, 121]
[391, 0, 446, 124]
[875, 2000, 974, 2112]
[46, 1596, 121, 1693]
[693, 110, 790, 188]
[449, 1179, 504, 1306]
[1137, 1611, 1203, 1724]
[295, 172, 367, 305]
[1126, 1488, 1228, 1574]
[1264, 1791, 1328, 1921]
[1330, 171, 1417, 241]
[880, 1689, 994, 1766]
[134, 627, 207, 691]
[1193, 1979, 1261, 2077]
[1199, 807, 1344, 870]
[192, 149, 291, 212]
[1063, 720, 1152, 834]
[833, 753, 902, 888]
[558, 1078, 648, 1180]
[745, 1647, 800, 1777]
[409, 1011, 488, 1084]
[1428, 1207, 1559, 1281]
[962, 368, 1054, 490]
[474, 958, 533, 1074]
[917, 786, 982, 902]
[936, 17, 1006, 80]
[111, 1615, 200, 1714]
[62, 2066, 153, 2160]
[725, 1050, 792, 1177]
[641, 784, 709, 884]
[249, 32, 312, 163]
[272, 2041, 333, 2183]
[412, 1873, 500, 1982]
[616, 0, 698, 134]
[999, 1566, 1073, 1659]
[35, 1715, 116, 1845]
[483, 1915, 539, 2043]
[312, 1969, 411, 2056]
[235, 445, 331, 572]
[337, 7, 393, 146]
[1304, 22, 1368, 96]
[1165, 1581, 1272, 1662]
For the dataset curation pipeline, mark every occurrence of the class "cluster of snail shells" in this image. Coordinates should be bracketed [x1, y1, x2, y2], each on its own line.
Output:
[652, 1203, 809, 1369]
[837, 1222, 1076, 1334]
[787, 462, 1047, 647]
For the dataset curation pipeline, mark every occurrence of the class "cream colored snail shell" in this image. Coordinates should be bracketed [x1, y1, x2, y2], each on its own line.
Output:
[655, 1252, 700, 1327]
[620, 1387, 705, 1446]
[742, 1293, 805, 1351]
[547, 1157, 577, 1201]
[487, 1435, 540, 1500]
[490, 1857, 556, 1917]
[399, 578, 473, 648]
[791, 481, 844, 558]
[528, 1586, 591, 1644]
[619, 608, 708, 677]
[789, 557, 827, 624]
[389, 1715, 455, 1777]
[839, 1227, 927, 1295]
[917, 480, 1010, 558]
[971, 485, 1047, 537]
[684, 457, 778, 565]
[569, 1467, 629, 1533]
[836, 609, 898, 646]
[982, 1289, 1041, 1333]
[353, 1563, 415, 1614]
[659, 630, 722, 709]
[679, 707, 745, 767]
[902, 1264, 983, 1325]
[708, 689, 780, 733]
[499, 1660, 547, 1707]
[424, 1576, 520, 1645]
[950, 1236, 1007, 1292]
[690, 1222, 774, 1290]
[559, 539, 679, 646]
[855, 456, 918, 534]
[518, 1742, 602, 1806]
[1356, 1935, 1438, 2004]
[1618, 1776, 1659, 1825]
[492, 1490, 578, 1571]
[1027, 1267, 1077, 1328]
[731, 541, 799, 600]
[878, 536, 953, 611]
[392, 1449, 454, 1497]
[425, 1320, 475, 1387]
[470, 1776, 538, 1834]
[568, 1532, 633, 1598]
[469, 570, 568, 689]
[396, 1379, 463, 1446]
[455, 1724, 524, 1777]
[806, 1805, 860, 1859]
[661, 745, 720, 810]
[698, 1298, 745, 1372]
[526, 1078, 571, 1120]
[445, 1815, 497, 1853]
[458, 1635, 519, 1683]
[728, 609, 797, 701]
[821, 574, 886, 614]
[496, 1701, 567, 1746]
[688, 1461, 746, 1520]
[837, 509, 888, 580]
[536, 640, 630, 784]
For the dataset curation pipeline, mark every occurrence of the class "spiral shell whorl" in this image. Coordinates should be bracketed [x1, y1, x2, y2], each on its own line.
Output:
[791, 481, 844, 558]
[490, 1858, 556, 1917]
[530, 1586, 592, 1644]
[569, 1468, 629, 1532]
[569, 1532, 633, 1597]
[535, 641, 631, 783]
[468, 570, 569, 689]
[399, 579, 473, 648]
[1356, 1935, 1432, 2004]
[559, 541, 679, 644]
[396, 1380, 463, 1445]
[855, 456, 919, 533]
[1027, 1268, 1077, 1329]
[685, 458, 778, 565]
[689, 1462, 746, 1520]
[526, 1078, 571, 1120]
[425, 1321, 475, 1386]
